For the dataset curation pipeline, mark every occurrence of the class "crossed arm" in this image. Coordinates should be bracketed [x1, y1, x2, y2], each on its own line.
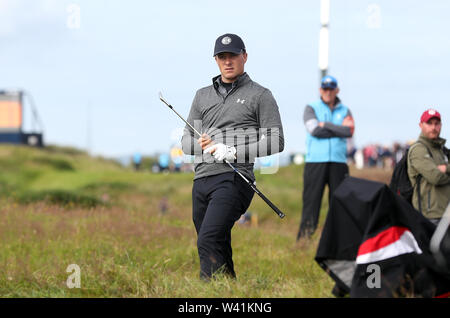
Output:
[304, 105, 354, 138]
[409, 145, 450, 185]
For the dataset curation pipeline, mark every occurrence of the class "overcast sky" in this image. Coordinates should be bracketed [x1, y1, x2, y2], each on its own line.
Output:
[1, 0, 449, 158]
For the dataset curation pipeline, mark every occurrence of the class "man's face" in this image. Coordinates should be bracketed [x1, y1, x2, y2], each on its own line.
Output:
[320, 87, 340, 105]
[420, 118, 442, 139]
[215, 52, 247, 83]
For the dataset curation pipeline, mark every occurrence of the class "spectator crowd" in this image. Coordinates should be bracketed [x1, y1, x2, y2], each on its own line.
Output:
[347, 141, 413, 170]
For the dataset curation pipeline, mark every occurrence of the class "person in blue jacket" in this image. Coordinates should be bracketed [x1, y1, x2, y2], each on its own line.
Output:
[297, 75, 355, 240]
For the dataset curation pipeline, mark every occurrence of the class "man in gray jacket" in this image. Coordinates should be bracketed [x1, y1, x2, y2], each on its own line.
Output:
[181, 33, 284, 280]
[407, 109, 449, 224]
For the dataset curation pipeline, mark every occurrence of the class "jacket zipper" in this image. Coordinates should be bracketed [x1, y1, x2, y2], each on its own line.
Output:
[328, 108, 332, 161]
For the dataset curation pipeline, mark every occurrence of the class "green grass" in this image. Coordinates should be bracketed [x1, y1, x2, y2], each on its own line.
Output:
[0, 144, 392, 298]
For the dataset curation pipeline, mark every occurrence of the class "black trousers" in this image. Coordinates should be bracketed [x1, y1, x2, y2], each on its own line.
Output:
[192, 172, 254, 279]
[298, 162, 349, 240]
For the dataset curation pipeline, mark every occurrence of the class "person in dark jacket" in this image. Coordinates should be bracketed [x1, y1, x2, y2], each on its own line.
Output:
[297, 75, 355, 240]
[181, 33, 284, 280]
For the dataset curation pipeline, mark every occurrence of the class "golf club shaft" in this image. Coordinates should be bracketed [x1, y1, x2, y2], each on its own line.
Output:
[159, 93, 285, 219]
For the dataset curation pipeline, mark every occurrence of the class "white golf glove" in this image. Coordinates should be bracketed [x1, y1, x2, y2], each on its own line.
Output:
[204, 143, 236, 161]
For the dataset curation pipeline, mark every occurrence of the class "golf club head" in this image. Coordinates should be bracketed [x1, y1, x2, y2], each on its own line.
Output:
[159, 92, 170, 107]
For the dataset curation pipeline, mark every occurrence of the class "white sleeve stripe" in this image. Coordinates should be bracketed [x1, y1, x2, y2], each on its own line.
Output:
[305, 119, 319, 134]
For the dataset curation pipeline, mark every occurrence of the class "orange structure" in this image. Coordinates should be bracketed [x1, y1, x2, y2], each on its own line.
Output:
[0, 90, 43, 146]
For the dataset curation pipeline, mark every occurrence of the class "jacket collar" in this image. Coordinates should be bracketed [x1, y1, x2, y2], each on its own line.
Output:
[320, 96, 342, 109]
[212, 72, 250, 91]
[419, 133, 447, 148]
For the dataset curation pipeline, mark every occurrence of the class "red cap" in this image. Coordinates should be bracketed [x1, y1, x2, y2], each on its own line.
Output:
[420, 109, 441, 123]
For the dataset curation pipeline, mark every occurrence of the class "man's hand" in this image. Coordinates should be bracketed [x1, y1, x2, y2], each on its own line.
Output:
[204, 143, 236, 161]
[197, 133, 213, 150]
[437, 164, 447, 173]
[342, 115, 355, 135]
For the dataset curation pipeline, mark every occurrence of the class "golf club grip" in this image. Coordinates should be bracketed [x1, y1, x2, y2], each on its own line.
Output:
[253, 186, 285, 219]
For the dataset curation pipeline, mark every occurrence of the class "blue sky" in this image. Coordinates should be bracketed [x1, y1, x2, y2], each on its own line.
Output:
[1, 0, 449, 158]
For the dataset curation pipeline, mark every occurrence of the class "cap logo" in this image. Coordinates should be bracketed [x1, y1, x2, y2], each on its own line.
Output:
[428, 109, 436, 115]
[221, 36, 232, 45]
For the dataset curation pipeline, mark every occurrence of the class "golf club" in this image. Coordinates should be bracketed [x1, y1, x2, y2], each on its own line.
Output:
[159, 92, 285, 219]
[430, 203, 450, 268]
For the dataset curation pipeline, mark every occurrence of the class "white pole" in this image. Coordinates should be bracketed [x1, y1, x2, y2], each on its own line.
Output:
[86, 101, 92, 154]
[319, 0, 330, 81]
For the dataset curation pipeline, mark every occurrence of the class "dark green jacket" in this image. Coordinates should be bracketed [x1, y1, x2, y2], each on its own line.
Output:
[407, 134, 450, 219]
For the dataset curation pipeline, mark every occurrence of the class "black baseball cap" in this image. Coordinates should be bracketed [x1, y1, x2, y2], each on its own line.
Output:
[213, 33, 246, 57]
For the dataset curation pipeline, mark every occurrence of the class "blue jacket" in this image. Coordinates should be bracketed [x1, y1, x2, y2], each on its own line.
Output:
[305, 99, 351, 163]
